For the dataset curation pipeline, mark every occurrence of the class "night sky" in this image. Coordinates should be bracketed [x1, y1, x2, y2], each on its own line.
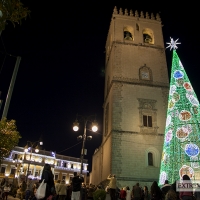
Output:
[0, 1, 199, 172]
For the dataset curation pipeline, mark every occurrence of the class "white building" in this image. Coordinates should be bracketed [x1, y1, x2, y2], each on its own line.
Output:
[0, 146, 88, 184]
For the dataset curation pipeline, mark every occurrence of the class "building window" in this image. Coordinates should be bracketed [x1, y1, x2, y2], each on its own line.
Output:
[138, 98, 158, 134]
[123, 26, 134, 41]
[124, 31, 133, 41]
[143, 115, 152, 127]
[148, 152, 153, 166]
[0, 166, 6, 173]
[35, 171, 38, 177]
[62, 176, 66, 181]
[142, 28, 154, 44]
[143, 34, 152, 43]
[54, 174, 58, 180]
[10, 168, 16, 175]
[145, 147, 160, 167]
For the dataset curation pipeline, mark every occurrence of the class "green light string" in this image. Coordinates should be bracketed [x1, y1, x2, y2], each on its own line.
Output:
[159, 50, 200, 185]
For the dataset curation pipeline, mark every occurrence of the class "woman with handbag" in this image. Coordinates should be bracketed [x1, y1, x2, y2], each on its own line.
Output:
[39, 164, 55, 200]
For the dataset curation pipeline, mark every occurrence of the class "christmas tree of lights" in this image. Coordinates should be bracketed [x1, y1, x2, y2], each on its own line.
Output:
[159, 38, 200, 185]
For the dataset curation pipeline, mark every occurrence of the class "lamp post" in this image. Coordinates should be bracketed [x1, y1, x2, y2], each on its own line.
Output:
[24, 139, 43, 182]
[73, 116, 98, 175]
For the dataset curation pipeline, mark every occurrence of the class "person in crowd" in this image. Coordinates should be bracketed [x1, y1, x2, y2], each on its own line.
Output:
[107, 174, 117, 200]
[66, 184, 72, 200]
[40, 163, 55, 200]
[141, 187, 145, 200]
[87, 184, 96, 200]
[161, 180, 171, 200]
[31, 182, 40, 200]
[55, 180, 61, 200]
[81, 183, 87, 200]
[105, 185, 109, 194]
[165, 181, 179, 200]
[0, 178, 6, 199]
[16, 186, 22, 199]
[3, 182, 10, 200]
[25, 178, 34, 200]
[165, 187, 179, 200]
[57, 180, 67, 200]
[194, 189, 200, 200]
[120, 187, 126, 200]
[71, 172, 84, 200]
[20, 180, 27, 200]
[150, 181, 162, 200]
[179, 175, 193, 200]
[126, 186, 131, 200]
[131, 183, 142, 200]
[143, 186, 150, 200]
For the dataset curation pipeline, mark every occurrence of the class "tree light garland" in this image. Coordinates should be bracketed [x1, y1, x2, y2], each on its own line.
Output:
[159, 44, 200, 185]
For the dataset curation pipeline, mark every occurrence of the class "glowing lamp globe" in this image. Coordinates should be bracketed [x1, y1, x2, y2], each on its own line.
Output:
[73, 120, 79, 131]
[92, 122, 98, 132]
[24, 145, 29, 152]
[35, 146, 39, 153]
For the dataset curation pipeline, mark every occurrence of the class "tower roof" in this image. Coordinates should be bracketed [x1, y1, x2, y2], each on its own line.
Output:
[113, 6, 161, 21]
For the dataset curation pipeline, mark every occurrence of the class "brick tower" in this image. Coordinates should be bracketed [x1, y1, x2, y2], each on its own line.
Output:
[91, 7, 169, 187]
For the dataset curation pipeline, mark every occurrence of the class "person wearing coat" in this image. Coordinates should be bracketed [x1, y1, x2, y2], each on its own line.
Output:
[57, 180, 67, 200]
[55, 180, 61, 200]
[107, 174, 117, 200]
[126, 187, 131, 200]
[40, 164, 55, 200]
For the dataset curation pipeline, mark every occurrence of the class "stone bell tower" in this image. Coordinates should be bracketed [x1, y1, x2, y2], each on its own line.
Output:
[91, 7, 169, 187]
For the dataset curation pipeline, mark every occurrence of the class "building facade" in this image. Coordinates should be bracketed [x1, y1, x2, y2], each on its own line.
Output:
[91, 7, 169, 187]
[0, 146, 88, 184]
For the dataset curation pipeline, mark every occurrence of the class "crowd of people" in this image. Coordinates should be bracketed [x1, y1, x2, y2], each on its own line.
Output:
[1, 166, 200, 200]
[0, 164, 102, 200]
[106, 174, 200, 200]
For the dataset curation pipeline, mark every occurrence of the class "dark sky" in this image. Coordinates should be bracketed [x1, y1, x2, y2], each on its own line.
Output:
[0, 1, 199, 172]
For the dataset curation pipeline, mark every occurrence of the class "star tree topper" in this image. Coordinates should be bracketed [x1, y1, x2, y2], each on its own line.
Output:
[166, 37, 181, 50]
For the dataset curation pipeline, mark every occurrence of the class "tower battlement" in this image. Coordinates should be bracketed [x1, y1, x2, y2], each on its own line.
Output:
[113, 6, 161, 22]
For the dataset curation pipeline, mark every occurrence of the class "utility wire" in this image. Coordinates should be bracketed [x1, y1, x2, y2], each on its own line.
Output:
[57, 141, 82, 154]
[57, 137, 163, 154]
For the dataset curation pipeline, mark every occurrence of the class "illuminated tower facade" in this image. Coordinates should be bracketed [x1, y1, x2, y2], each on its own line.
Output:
[91, 7, 169, 187]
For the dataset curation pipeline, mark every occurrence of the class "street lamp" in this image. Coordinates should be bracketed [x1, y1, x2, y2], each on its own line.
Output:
[73, 116, 98, 175]
[24, 139, 43, 181]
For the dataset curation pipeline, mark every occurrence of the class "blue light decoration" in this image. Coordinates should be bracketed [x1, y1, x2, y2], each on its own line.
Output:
[51, 151, 56, 157]
[185, 144, 199, 157]
[173, 70, 184, 79]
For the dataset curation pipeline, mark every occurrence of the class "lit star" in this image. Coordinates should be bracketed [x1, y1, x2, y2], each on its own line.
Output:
[166, 37, 181, 50]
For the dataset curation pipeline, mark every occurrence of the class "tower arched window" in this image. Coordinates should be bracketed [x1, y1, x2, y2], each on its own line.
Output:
[142, 28, 154, 44]
[148, 152, 153, 166]
[124, 31, 133, 41]
[123, 26, 134, 41]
